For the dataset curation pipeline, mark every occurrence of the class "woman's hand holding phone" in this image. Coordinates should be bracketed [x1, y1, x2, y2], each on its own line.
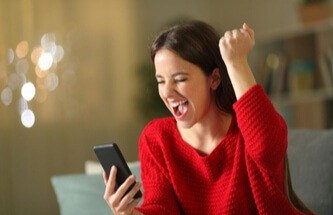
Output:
[103, 166, 143, 215]
[93, 143, 143, 215]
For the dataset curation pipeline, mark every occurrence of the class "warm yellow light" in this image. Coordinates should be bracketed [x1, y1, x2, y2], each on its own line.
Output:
[35, 65, 49, 78]
[16, 41, 29, 59]
[3, 31, 67, 127]
[31, 47, 43, 65]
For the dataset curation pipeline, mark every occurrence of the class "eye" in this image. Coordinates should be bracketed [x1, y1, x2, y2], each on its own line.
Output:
[156, 79, 165, 85]
[175, 78, 187, 83]
[173, 73, 188, 83]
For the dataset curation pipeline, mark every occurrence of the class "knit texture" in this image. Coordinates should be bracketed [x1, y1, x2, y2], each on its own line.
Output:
[136, 85, 305, 215]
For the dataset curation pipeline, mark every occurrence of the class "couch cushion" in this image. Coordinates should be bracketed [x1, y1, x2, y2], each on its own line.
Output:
[287, 129, 333, 215]
[51, 162, 141, 215]
[51, 174, 110, 215]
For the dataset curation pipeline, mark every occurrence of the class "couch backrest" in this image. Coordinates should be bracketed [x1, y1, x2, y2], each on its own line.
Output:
[287, 129, 333, 215]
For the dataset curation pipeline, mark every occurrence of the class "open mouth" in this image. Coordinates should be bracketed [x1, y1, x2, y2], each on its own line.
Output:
[171, 100, 189, 117]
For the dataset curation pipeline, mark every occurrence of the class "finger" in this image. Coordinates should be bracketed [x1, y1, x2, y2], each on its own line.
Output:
[232, 29, 240, 36]
[104, 166, 117, 197]
[243, 23, 255, 40]
[114, 175, 136, 204]
[127, 198, 141, 212]
[224, 31, 232, 38]
[119, 182, 142, 209]
[118, 198, 141, 214]
[103, 172, 108, 185]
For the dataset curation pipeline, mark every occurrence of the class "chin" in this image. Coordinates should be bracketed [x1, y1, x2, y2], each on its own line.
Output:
[176, 119, 194, 129]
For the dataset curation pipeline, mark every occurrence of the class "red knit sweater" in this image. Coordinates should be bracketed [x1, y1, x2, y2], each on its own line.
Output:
[136, 85, 304, 215]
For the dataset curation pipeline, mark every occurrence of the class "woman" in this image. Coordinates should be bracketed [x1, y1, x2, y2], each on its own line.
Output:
[103, 20, 312, 215]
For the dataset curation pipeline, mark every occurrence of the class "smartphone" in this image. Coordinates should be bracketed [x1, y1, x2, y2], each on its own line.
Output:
[93, 143, 142, 199]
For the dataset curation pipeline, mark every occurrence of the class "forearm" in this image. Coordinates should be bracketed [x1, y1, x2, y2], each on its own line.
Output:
[225, 59, 256, 100]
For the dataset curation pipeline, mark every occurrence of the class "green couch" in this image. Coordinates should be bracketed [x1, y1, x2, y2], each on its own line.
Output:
[51, 129, 333, 215]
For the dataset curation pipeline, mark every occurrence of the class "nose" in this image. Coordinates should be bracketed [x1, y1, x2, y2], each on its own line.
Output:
[159, 81, 175, 98]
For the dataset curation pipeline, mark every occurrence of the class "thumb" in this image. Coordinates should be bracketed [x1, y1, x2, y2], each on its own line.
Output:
[243, 23, 255, 40]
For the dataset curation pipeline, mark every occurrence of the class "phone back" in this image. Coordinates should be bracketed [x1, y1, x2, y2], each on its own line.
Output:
[93, 143, 142, 199]
[93, 143, 131, 184]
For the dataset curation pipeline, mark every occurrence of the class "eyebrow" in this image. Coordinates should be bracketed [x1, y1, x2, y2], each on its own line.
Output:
[155, 72, 189, 79]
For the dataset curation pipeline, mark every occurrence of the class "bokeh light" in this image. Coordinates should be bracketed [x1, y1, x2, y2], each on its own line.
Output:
[38, 52, 53, 71]
[17, 97, 28, 115]
[46, 73, 59, 91]
[2, 31, 69, 128]
[16, 41, 29, 59]
[35, 65, 49, 78]
[41, 33, 56, 53]
[1, 87, 13, 106]
[16, 59, 29, 74]
[21, 82, 36, 101]
[53, 45, 64, 62]
[7, 48, 15, 64]
[21, 109, 35, 128]
[8, 73, 21, 90]
[31, 46, 43, 65]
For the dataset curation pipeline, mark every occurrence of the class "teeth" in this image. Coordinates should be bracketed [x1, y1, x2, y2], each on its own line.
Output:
[170, 100, 187, 108]
[179, 100, 187, 105]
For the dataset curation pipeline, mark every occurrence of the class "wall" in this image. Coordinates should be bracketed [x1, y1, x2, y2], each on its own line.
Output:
[0, 0, 141, 214]
[135, 0, 305, 56]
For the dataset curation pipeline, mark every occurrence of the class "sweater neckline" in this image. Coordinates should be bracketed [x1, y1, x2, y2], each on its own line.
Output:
[171, 115, 237, 160]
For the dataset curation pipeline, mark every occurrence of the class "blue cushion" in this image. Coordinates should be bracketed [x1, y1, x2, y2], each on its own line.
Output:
[51, 162, 141, 215]
[51, 174, 110, 215]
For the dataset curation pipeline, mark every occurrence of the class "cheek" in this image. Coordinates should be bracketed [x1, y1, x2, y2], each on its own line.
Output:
[193, 87, 214, 108]
[158, 86, 164, 98]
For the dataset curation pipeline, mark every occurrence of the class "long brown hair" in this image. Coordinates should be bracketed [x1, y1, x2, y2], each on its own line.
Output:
[150, 20, 236, 114]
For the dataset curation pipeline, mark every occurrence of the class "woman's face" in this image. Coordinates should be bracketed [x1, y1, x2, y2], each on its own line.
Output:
[154, 48, 219, 128]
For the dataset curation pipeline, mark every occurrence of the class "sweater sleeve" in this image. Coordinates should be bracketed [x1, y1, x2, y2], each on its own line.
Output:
[233, 84, 288, 173]
[136, 126, 181, 215]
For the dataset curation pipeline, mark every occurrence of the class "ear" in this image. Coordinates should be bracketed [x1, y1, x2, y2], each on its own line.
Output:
[210, 68, 221, 90]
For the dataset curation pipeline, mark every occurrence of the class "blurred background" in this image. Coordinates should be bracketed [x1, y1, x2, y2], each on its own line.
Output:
[1, 0, 333, 214]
